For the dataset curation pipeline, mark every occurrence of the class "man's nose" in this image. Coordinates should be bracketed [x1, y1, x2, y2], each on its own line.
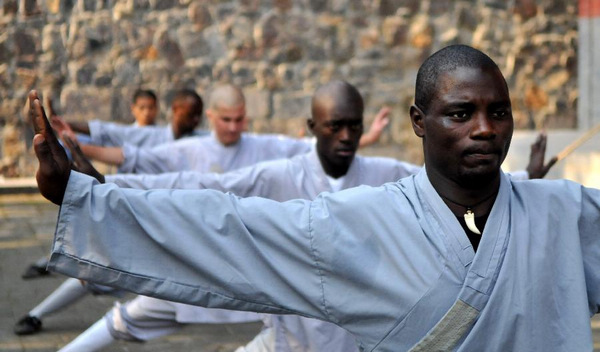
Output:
[471, 112, 495, 139]
[338, 126, 351, 141]
[228, 122, 239, 132]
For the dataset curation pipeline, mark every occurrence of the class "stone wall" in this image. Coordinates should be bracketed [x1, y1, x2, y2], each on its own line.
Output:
[0, 0, 578, 177]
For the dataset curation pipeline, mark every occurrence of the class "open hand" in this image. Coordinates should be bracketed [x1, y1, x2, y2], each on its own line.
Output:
[63, 136, 105, 183]
[526, 132, 558, 179]
[359, 106, 391, 147]
[30, 90, 71, 204]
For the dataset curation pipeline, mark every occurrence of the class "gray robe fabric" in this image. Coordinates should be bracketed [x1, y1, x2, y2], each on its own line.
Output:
[118, 133, 313, 174]
[87, 121, 207, 147]
[106, 150, 422, 352]
[49, 170, 600, 351]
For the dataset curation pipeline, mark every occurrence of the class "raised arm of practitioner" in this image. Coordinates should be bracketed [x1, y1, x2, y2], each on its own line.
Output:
[58, 89, 159, 137]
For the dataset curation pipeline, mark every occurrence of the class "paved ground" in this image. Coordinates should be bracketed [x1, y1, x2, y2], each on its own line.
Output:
[1, 192, 600, 351]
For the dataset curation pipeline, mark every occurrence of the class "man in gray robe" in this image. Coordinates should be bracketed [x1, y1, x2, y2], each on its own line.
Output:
[31, 46, 595, 352]
[57, 80, 423, 352]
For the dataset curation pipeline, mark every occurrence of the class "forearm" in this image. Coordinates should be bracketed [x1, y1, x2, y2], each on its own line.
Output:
[69, 121, 90, 135]
[80, 144, 124, 166]
[359, 131, 377, 148]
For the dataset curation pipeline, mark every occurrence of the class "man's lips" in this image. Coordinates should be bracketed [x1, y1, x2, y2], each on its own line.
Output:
[335, 148, 355, 157]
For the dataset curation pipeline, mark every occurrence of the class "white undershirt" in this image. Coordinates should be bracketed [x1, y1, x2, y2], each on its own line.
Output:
[326, 174, 346, 192]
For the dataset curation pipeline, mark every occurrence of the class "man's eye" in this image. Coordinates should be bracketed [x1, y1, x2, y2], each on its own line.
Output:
[491, 110, 508, 118]
[450, 112, 469, 119]
[349, 123, 363, 131]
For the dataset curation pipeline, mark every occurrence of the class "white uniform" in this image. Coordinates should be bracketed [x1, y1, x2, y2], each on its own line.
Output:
[118, 133, 313, 174]
[50, 169, 600, 351]
[107, 150, 421, 352]
[87, 121, 207, 147]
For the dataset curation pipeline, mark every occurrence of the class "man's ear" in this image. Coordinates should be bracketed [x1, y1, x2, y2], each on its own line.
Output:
[410, 105, 425, 138]
[306, 119, 315, 133]
[205, 109, 215, 125]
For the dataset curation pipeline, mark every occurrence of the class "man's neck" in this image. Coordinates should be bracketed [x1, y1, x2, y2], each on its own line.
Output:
[318, 155, 351, 179]
[427, 167, 500, 218]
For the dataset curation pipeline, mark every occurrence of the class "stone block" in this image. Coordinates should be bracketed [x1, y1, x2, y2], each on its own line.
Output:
[378, 0, 420, 16]
[428, 0, 452, 17]
[139, 60, 170, 85]
[272, 91, 311, 119]
[3, 0, 19, 15]
[41, 24, 65, 54]
[457, 5, 479, 31]
[60, 85, 113, 121]
[113, 56, 140, 86]
[14, 30, 36, 58]
[408, 15, 432, 49]
[212, 59, 232, 84]
[21, 0, 41, 16]
[149, 0, 177, 10]
[524, 85, 548, 111]
[66, 61, 95, 85]
[232, 61, 257, 86]
[0, 38, 12, 64]
[243, 88, 271, 119]
[308, 0, 327, 12]
[188, 2, 212, 31]
[255, 62, 279, 90]
[382, 17, 408, 47]
[254, 11, 279, 48]
[113, 0, 134, 20]
[77, 0, 96, 12]
[177, 26, 210, 59]
[153, 28, 184, 69]
[14, 67, 37, 92]
[513, 0, 537, 20]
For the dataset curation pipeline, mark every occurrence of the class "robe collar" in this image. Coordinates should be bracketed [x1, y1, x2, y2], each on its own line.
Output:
[305, 150, 362, 193]
[415, 168, 512, 310]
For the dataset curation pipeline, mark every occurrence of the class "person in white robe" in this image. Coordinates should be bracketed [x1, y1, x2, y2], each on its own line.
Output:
[32, 46, 592, 352]
[13, 89, 207, 335]
[55, 88, 206, 149]
[75, 86, 394, 174]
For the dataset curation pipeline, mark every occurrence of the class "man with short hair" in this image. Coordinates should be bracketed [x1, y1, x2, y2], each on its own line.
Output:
[32, 46, 594, 351]
[56, 80, 422, 351]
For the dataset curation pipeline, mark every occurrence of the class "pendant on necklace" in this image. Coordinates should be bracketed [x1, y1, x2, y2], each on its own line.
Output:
[464, 209, 481, 235]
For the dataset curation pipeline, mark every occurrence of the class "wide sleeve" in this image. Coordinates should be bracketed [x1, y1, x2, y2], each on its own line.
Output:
[48, 171, 330, 320]
[88, 120, 113, 146]
[118, 142, 187, 174]
[105, 162, 282, 199]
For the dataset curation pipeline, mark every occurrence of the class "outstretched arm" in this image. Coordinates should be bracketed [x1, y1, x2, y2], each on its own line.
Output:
[29, 90, 71, 205]
[79, 144, 125, 166]
[359, 107, 391, 148]
[526, 132, 558, 179]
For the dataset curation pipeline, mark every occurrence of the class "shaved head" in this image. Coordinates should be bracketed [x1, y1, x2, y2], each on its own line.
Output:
[415, 45, 506, 113]
[208, 84, 245, 110]
[311, 80, 364, 122]
[308, 80, 364, 178]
